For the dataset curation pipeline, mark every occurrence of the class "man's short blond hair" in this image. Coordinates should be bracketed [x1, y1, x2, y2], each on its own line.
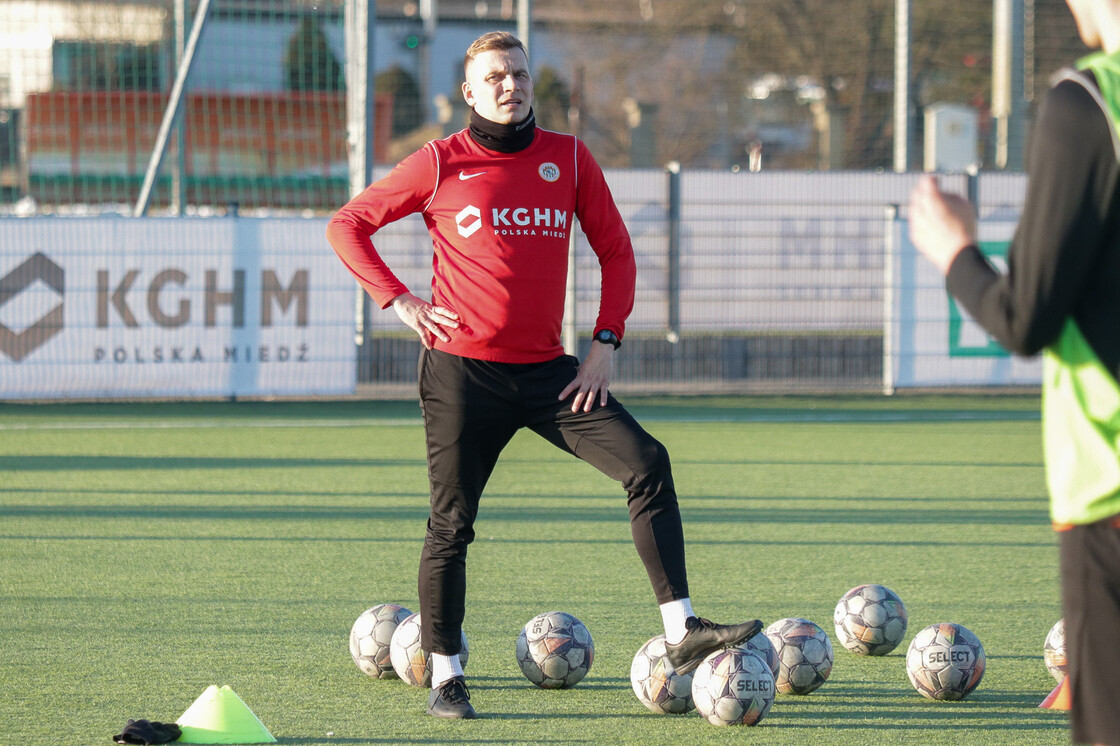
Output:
[463, 31, 527, 73]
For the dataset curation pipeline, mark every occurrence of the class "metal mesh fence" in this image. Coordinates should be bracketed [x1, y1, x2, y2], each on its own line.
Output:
[352, 169, 996, 395]
[0, 0, 1085, 397]
[0, 0, 1085, 208]
[1, 0, 359, 213]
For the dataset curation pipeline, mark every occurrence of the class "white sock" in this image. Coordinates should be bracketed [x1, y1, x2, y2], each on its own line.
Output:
[430, 652, 464, 689]
[660, 597, 696, 645]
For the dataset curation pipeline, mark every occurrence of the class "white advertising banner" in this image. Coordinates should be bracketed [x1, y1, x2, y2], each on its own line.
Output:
[0, 217, 357, 399]
[886, 218, 1042, 389]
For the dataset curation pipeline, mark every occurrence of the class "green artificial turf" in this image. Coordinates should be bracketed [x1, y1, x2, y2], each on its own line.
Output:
[0, 394, 1069, 744]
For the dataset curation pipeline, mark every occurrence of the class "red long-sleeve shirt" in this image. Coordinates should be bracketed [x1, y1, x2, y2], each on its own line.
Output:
[326, 128, 636, 364]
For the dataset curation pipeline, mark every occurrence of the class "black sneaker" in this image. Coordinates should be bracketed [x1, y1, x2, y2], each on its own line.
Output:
[664, 616, 763, 675]
[427, 676, 478, 719]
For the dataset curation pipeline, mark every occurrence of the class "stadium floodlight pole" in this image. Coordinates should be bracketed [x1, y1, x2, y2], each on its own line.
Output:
[345, 0, 377, 368]
[518, 0, 532, 58]
[345, 0, 376, 198]
[992, 0, 1027, 170]
[420, 0, 437, 123]
[133, 0, 212, 217]
[893, 0, 911, 173]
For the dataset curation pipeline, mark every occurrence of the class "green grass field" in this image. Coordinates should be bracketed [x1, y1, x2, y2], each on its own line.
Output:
[0, 394, 1070, 745]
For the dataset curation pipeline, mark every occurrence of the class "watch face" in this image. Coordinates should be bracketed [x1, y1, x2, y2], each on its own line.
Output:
[595, 330, 619, 348]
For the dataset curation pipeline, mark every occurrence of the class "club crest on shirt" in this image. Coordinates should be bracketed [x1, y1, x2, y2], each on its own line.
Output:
[538, 162, 560, 182]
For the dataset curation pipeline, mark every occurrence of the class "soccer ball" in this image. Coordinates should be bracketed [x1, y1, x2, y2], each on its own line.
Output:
[1043, 619, 1066, 682]
[690, 648, 775, 726]
[833, 584, 909, 656]
[736, 630, 779, 677]
[388, 612, 469, 688]
[516, 611, 594, 689]
[906, 622, 986, 701]
[349, 603, 413, 679]
[764, 617, 834, 695]
[630, 635, 694, 714]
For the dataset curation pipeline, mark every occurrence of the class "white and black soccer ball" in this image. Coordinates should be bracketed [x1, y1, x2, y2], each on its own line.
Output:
[906, 622, 985, 701]
[388, 612, 469, 688]
[516, 611, 594, 689]
[349, 603, 413, 679]
[630, 634, 694, 714]
[691, 648, 775, 726]
[1043, 619, 1067, 683]
[833, 584, 909, 656]
[735, 630, 779, 677]
[764, 617, 834, 695]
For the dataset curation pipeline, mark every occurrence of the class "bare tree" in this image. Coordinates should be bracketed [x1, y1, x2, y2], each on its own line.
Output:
[547, 1, 742, 167]
[485, 0, 1082, 169]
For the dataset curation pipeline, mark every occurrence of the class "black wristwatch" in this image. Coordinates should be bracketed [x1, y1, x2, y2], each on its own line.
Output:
[594, 329, 621, 349]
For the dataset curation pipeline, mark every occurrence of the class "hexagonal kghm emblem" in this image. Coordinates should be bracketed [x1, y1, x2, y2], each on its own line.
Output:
[455, 205, 482, 238]
[0, 252, 65, 362]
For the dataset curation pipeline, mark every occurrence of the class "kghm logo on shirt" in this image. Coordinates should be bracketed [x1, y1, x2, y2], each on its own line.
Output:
[538, 162, 560, 182]
[455, 204, 570, 239]
[492, 206, 568, 237]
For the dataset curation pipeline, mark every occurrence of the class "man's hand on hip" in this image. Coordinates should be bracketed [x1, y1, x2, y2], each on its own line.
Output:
[391, 292, 460, 350]
[560, 340, 614, 413]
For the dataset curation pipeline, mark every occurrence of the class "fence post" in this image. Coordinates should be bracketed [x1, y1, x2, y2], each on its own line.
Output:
[966, 165, 980, 211]
[171, 0, 187, 216]
[563, 223, 578, 355]
[666, 161, 681, 347]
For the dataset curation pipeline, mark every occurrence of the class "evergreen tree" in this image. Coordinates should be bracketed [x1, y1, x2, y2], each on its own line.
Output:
[533, 66, 572, 132]
[285, 17, 344, 92]
[375, 65, 423, 135]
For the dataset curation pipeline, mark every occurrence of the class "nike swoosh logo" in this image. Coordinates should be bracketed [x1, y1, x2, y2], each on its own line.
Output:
[459, 171, 487, 180]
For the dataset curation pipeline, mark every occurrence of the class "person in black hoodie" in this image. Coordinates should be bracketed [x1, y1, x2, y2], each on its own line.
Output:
[909, 2, 1120, 743]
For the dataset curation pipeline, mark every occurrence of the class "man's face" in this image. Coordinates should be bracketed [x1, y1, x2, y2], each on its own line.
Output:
[462, 47, 533, 125]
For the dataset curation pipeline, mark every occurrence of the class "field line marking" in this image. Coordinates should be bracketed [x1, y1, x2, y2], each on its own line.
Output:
[0, 418, 421, 431]
[0, 409, 1038, 431]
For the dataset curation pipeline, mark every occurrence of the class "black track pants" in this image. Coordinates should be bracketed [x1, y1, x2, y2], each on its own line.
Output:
[416, 348, 690, 654]
[1060, 519, 1120, 746]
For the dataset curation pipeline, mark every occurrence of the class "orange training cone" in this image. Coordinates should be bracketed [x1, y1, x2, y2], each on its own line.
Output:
[1039, 676, 1071, 710]
[176, 685, 277, 743]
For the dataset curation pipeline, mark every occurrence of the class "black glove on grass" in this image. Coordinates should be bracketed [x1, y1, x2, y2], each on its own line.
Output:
[112, 718, 182, 745]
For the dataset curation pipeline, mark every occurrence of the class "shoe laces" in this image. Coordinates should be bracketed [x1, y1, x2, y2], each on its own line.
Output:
[439, 678, 471, 704]
[688, 616, 719, 632]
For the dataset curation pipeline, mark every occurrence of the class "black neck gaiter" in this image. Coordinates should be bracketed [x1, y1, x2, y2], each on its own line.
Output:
[468, 108, 537, 153]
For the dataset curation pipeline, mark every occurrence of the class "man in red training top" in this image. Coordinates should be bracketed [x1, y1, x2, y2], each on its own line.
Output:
[327, 31, 760, 719]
